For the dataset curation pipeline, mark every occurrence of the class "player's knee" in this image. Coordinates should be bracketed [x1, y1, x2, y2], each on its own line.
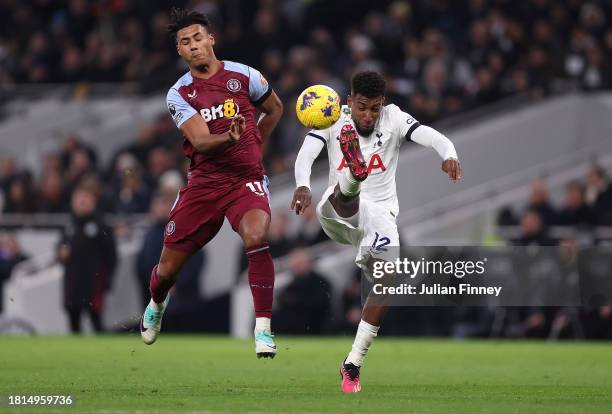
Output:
[242, 228, 269, 249]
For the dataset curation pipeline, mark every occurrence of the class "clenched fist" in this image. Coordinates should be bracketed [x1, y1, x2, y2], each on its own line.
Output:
[291, 186, 312, 215]
[442, 158, 462, 182]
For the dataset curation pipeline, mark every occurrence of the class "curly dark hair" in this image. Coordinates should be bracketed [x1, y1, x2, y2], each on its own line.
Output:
[167, 7, 211, 43]
[351, 71, 386, 98]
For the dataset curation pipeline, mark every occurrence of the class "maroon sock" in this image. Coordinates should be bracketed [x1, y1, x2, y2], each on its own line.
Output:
[149, 264, 173, 304]
[246, 244, 275, 318]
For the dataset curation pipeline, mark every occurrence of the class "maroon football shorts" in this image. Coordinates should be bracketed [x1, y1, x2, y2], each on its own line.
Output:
[163, 177, 271, 253]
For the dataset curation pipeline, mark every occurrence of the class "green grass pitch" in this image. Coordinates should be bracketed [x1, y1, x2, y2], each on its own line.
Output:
[1, 335, 611, 413]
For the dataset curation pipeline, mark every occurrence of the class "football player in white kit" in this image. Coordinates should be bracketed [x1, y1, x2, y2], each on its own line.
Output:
[291, 71, 462, 392]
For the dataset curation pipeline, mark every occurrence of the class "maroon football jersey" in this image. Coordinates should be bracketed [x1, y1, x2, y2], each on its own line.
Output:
[166, 60, 272, 190]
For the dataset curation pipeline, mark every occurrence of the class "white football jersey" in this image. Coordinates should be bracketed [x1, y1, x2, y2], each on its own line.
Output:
[308, 104, 420, 215]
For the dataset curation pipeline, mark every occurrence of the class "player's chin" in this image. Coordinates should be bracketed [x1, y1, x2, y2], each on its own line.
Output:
[192, 57, 208, 70]
[193, 63, 207, 72]
[357, 125, 375, 136]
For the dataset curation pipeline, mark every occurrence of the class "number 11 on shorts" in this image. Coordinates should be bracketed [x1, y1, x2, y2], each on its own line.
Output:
[246, 181, 265, 196]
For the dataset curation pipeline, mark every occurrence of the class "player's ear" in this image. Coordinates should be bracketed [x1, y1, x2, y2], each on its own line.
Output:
[209, 33, 215, 46]
[347, 95, 352, 107]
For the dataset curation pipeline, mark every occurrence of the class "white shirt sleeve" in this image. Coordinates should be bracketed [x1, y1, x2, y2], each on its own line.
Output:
[246, 65, 272, 105]
[410, 125, 458, 160]
[294, 131, 327, 189]
[386, 104, 421, 147]
[166, 87, 197, 128]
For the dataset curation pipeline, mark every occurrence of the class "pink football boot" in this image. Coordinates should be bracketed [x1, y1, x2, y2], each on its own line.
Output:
[340, 360, 362, 393]
[339, 124, 368, 182]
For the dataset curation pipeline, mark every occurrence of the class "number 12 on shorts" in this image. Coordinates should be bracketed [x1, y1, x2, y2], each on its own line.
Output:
[372, 232, 390, 251]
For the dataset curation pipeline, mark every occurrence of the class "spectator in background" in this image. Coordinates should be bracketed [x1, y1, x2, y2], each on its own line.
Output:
[41, 152, 63, 177]
[116, 170, 150, 214]
[111, 125, 158, 172]
[592, 173, 612, 226]
[0, 156, 18, 193]
[0, 157, 23, 212]
[585, 164, 608, 207]
[37, 169, 69, 213]
[60, 134, 97, 175]
[145, 146, 174, 190]
[526, 178, 557, 226]
[274, 247, 331, 335]
[0, 233, 28, 313]
[112, 153, 150, 214]
[584, 164, 612, 225]
[516, 208, 555, 246]
[557, 181, 594, 227]
[59, 180, 116, 333]
[64, 147, 95, 191]
[497, 206, 518, 227]
[3, 173, 36, 213]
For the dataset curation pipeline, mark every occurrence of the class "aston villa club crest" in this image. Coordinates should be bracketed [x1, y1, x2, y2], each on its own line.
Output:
[227, 79, 241, 92]
[166, 221, 176, 236]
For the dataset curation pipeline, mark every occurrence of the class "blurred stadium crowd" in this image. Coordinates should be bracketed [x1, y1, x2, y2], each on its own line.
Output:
[1, 0, 612, 337]
[500, 164, 612, 237]
[3, 0, 612, 175]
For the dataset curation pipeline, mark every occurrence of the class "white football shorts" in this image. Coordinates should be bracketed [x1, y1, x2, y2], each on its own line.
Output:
[316, 185, 400, 269]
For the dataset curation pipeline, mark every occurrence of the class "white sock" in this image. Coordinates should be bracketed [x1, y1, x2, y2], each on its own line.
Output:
[149, 298, 166, 312]
[346, 320, 379, 367]
[338, 168, 361, 197]
[255, 317, 271, 332]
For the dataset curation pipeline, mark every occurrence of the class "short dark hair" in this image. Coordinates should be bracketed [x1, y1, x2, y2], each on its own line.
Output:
[167, 7, 211, 43]
[351, 71, 386, 98]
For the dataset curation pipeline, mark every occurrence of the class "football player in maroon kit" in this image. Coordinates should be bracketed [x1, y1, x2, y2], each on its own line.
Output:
[140, 8, 283, 359]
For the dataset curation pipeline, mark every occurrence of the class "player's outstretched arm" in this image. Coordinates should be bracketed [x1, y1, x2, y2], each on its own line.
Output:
[291, 135, 325, 215]
[411, 125, 463, 182]
[256, 91, 283, 142]
[179, 114, 245, 154]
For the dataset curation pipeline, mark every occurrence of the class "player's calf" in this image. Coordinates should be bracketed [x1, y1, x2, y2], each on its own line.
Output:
[245, 243, 276, 359]
[329, 182, 361, 219]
